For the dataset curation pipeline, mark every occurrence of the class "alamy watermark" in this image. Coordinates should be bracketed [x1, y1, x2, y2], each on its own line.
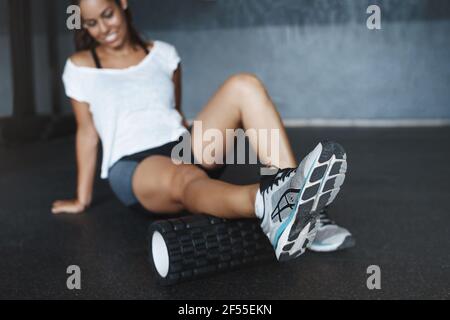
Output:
[66, 4, 382, 31]
[66, 5, 81, 30]
[367, 5, 382, 30]
[366, 265, 381, 290]
[67, 4, 382, 31]
[66, 265, 81, 290]
[171, 121, 281, 176]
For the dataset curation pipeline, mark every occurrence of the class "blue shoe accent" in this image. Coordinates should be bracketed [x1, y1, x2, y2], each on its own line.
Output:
[271, 152, 322, 249]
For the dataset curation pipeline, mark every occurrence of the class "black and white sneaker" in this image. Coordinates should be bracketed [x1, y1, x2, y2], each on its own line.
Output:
[255, 141, 347, 262]
[308, 207, 355, 252]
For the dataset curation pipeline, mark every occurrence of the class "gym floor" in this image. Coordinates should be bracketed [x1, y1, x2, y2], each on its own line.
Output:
[0, 127, 449, 299]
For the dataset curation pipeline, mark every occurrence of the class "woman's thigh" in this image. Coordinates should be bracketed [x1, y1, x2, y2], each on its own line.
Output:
[191, 75, 246, 170]
[191, 73, 270, 169]
[131, 156, 183, 214]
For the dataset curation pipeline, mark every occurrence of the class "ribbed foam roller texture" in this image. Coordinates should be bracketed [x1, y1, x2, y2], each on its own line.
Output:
[148, 215, 275, 286]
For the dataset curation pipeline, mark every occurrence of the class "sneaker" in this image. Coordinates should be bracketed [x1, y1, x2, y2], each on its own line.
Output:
[255, 141, 347, 262]
[308, 207, 355, 252]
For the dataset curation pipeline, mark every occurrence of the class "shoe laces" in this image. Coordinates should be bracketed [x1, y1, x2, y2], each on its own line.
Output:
[318, 207, 335, 227]
[262, 167, 297, 194]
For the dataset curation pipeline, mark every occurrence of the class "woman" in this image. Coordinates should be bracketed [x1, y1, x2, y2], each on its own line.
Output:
[52, 0, 352, 261]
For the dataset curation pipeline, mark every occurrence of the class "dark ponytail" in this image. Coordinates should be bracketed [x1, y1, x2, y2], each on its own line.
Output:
[72, 0, 146, 52]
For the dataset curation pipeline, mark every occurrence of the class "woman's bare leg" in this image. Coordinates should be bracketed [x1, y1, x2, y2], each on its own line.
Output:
[132, 156, 258, 219]
[192, 73, 297, 170]
[133, 73, 298, 219]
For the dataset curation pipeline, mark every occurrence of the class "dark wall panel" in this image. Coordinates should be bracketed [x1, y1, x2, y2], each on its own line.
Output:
[0, 0, 13, 117]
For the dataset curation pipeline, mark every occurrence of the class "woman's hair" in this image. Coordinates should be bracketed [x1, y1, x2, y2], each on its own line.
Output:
[72, 0, 146, 51]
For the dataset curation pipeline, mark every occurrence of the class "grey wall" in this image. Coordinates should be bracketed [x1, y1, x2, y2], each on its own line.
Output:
[0, 0, 13, 118]
[40, 0, 450, 120]
[131, 0, 450, 120]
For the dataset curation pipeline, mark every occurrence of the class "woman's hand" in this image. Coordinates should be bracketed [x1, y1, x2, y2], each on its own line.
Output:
[52, 199, 87, 215]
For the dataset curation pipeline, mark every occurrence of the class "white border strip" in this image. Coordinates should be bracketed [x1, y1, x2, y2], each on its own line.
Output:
[188, 118, 450, 128]
[282, 119, 450, 128]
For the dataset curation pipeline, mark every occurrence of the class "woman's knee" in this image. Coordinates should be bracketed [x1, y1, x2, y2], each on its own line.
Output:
[131, 157, 180, 210]
[225, 73, 272, 113]
[226, 73, 266, 95]
[171, 164, 208, 201]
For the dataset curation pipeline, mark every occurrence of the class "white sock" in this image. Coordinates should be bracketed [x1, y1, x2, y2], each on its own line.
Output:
[254, 190, 264, 220]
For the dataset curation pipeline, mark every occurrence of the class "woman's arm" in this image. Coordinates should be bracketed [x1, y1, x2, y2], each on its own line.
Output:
[52, 99, 99, 214]
[173, 63, 189, 128]
[73, 99, 99, 207]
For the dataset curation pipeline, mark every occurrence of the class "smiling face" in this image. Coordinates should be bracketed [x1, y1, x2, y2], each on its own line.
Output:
[79, 0, 129, 49]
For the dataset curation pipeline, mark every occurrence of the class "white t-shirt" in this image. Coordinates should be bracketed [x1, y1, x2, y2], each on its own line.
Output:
[62, 40, 188, 179]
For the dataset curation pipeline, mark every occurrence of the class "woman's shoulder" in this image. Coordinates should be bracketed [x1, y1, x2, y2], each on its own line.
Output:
[153, 40, 178, 52]
[68, 50, 96, 68]
[145, 40, 156, 52]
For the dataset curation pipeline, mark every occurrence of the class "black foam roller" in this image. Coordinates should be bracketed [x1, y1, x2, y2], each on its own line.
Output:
[148, 215, 275, 286]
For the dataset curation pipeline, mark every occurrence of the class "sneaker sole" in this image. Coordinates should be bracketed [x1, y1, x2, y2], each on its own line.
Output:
[276, 141, 347, 262]
[308, 235, 356, 253]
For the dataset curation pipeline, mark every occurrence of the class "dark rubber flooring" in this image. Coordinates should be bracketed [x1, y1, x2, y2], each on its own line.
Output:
[0, 127, 449, 299]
